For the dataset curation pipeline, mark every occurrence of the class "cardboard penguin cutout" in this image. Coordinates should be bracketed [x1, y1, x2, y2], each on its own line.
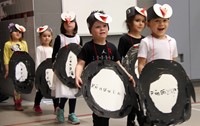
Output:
[122, 45, 140, 82]
[35, 58, 54, 98]
[80, 60, 137, 118]
[53, 43, 81, 88]
[9, 51, 35, 94]
[138, 59, 196, 125]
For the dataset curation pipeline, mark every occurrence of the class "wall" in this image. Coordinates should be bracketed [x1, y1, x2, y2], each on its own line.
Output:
[62, 0, 137, 36]
[34, 0, 62, 47]
[190, 1, 200, 79]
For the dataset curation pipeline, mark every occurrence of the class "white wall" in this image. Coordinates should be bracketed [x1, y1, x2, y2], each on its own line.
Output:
[62, 0, 136, 36]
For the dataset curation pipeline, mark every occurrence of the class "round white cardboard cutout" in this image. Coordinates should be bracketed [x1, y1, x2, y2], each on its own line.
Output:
[66, 51, 77, 78]
[149, 74, 178, 113]
[91, 68, 125, 111]
[45, 68, 54, 88]
[15, 62, 28, 82]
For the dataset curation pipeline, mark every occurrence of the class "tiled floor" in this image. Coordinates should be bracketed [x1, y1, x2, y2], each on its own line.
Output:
[0, 86, 200, 126]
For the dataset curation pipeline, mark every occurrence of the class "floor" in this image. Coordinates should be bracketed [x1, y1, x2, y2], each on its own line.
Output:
[0, 86, 200, 126]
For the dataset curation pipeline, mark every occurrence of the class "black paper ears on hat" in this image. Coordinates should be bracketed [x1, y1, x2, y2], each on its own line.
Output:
[126, 6, 147, 20]
[147, 4, 173, 21]
[61, 11, 76, 24]
[8, 23, 26, 33]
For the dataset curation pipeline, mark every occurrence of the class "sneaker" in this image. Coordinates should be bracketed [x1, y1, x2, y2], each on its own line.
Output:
[15, 103, 23, 111]
[34, 105, 42, 113]
[68, 113, 80, 125]
[56, 108, 65, 123]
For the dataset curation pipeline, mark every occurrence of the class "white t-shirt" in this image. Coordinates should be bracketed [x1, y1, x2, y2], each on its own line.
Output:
[35, 45, 53, 69]
[138, 35, 178, 63]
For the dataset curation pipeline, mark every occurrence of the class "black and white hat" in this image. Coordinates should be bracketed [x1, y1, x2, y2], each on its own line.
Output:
[61, 11, 76, 23]
[86, 11, 112, 33]
[147, 4, 173, 21]
[8, 23, 26, 33]
[126, 6, 147, 20]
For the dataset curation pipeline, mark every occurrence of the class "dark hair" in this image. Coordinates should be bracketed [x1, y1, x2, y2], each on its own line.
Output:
[60, 20, 78, 35]
[86, 10, 109, 33]
[126, 12, 146, 32]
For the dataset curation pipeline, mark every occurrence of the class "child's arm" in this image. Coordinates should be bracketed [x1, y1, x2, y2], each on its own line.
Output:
[138, 57, 147, 75]
[4, 64, 9, 79]
[24, 41, 28, 52]
[116, 61, 135, 87]
[3, 43, 9, 79]
[75, 59, 85, 88]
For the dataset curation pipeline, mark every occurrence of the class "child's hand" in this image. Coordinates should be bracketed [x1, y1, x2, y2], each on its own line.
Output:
[129, 75, 136, 87]
[75, 77, 83, 88]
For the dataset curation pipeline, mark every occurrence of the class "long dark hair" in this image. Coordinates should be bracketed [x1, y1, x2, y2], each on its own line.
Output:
[60, 21, 78, 35]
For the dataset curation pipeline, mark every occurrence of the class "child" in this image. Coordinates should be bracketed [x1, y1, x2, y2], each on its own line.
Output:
[3, 23, 28, 111]
[137, 3, 178, 125]
[75, 10, 135, 126]
[33, 25, 58, 113]
[118, 6, 146, 60]
[138, 3, 177, 73]
[52, 11, 82, 124]
[118, 6, 147, 126]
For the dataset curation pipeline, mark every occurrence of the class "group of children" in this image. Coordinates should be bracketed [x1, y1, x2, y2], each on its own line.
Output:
[2, 3, 177, 126]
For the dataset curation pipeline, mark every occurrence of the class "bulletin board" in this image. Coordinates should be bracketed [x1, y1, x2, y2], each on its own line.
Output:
[62, 0, 137, 36]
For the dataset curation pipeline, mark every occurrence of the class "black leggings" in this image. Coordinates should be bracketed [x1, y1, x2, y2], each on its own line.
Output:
[92, 113, 109, 126]
[56, 98, 77, 114]
[127, 93, 145, 126]
[34, 90, 58, 109]
[34, 90, 77, 113]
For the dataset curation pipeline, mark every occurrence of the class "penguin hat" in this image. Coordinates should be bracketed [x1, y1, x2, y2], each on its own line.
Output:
[37, 25, 49, 33]
[86, 10, 112, 33]
[8, 23, 26, 33]
[147, 3, 173, 21]
[126, 6, 147, 20]
[61, 11, 76, 24]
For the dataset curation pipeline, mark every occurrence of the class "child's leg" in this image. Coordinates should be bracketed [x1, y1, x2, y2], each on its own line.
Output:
[92, 113, 109, 126]
[34, 90, 43, 106]
[52, 98, 59, 110]
[13, 90, 23, 111]
[56, 98, 67, 123]
[69, 98, 76, 114]
[127, 107, 137, 126]
[67, 98, 80, 124]
[33, 90, 43, 113]
[59, 98, 67, 109]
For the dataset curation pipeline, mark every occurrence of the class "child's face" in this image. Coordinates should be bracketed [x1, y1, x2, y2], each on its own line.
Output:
[147, 18, 169, 39]
[40, 30, 52, 46]
[11, 31, 22, 41]
[90, 21, 108, 41]
[64, 21, 75, 33]
[130, 14, 146, 33]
